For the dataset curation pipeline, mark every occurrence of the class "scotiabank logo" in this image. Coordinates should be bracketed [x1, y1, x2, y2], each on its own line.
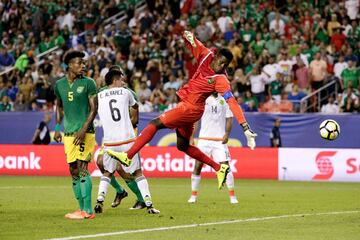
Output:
[312, 151, 337, 180]
[0, 152, 41, 170]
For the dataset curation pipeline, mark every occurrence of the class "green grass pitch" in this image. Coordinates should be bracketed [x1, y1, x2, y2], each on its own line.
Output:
[0, 176, 359, 240]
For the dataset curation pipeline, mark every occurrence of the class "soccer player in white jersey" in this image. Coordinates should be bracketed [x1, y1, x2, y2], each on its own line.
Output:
[188, 92, 239, 204]
[95, 68, 160, 214]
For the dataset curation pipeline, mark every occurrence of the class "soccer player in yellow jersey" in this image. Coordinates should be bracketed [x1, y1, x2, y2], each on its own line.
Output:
[54, 51, 98, 219]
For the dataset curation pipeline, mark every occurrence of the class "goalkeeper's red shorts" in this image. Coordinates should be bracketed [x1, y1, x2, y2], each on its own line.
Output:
[159, 101, 204, 140]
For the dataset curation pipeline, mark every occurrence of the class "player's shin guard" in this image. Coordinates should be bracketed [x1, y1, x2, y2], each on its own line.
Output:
[127, 124, 157, 159]
[135, 176, 152, 207]
[126, 180, 144, 203]
[97, 176, 111, 202]
[72, 177, 84, 210]
[80, 172, 93, 214]
[110, 176, 125, 194]
[186, 145, 220, 171]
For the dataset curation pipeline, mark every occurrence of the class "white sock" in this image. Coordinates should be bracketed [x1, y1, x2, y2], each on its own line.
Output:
[136, 176, 152, 207]
[191, 174, 201, 194]
[226, 171, 235, 190]
[97, 176, 111, 202]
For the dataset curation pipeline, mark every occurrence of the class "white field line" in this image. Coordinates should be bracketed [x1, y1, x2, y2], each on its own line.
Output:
[45, 210, 360, 240]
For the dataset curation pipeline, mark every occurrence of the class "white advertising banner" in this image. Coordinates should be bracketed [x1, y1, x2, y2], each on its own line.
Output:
[279, 148, 360, 182]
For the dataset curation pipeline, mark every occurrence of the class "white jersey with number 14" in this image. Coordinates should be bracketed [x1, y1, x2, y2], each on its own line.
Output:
[199, 95, 233, 139]
[97, 87, 136, 143]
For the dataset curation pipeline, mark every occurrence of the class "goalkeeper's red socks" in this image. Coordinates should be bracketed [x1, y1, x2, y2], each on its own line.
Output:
[185, 145, 220, 171]
[127, 123, 157, 159]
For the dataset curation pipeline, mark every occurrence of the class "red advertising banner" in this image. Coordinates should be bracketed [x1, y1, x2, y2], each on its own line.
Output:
[0, 145, 278, 179]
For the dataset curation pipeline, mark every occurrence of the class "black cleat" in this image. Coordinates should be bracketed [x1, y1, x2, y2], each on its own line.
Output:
[94, 201, 104, 213]
[129, 200, 146, 210]
[147, 206, 160, 214]
[111, 190, 128, 208]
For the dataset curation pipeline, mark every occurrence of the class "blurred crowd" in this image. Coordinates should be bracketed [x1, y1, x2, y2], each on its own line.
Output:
[0, 0, 359, 114]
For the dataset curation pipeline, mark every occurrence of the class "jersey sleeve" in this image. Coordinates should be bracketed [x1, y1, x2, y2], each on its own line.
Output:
[215, 76, 246, 124]
[182, 31, 210, 62]
[54, 83, 60, 99]
[225, 101, 233, 118]
[127, 89, 136, 107]
[87, 78, 97, 97]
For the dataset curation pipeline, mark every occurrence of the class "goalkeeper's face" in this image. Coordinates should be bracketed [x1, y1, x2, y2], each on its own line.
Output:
[211, 54, 229, 74]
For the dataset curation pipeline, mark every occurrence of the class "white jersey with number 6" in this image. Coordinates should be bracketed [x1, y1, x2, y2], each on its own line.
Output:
[199, 95, 233, 139]
[97, 87, 136, 144]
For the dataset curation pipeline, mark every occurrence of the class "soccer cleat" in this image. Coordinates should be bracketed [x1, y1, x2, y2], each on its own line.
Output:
[111, 190, 128, 208]
[147, 206, 160, 214]
[81, 211, 95, 219]
[65, 209, 83, 220]
[94, 201, 104, 213]
[216, 164, 229, 190]
[106, 150, 132, 167]
[230, 196, 239, 204]
[129, 200, 147, 210]
[188, 195, 197, 203]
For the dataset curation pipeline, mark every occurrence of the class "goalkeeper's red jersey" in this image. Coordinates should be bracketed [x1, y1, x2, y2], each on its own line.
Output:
[177, 31, 246, 124]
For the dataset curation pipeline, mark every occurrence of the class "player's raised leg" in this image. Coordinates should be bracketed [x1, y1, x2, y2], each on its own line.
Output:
[107, 118, 166, 165]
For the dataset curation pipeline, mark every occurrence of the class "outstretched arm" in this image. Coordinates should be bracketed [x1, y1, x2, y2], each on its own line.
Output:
[182, 31, 210, 63]
[215, 76, 257, 149]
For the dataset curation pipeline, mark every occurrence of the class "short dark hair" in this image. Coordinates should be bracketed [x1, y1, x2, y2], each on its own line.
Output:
[218, 48, 233, 63]
[105, 69, 124, 86]
[63, 50, 85, 65]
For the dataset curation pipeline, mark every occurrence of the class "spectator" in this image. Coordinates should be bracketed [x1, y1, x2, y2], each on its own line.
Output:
[345, 0, 359, 20]
[295, 58, 310, 91]
[163, 74, 181, 91]
[138, 96, 153, 112]
[288, 84, 306, 112]
[13, 93, 29, 112]
[248, 66, 268, 104]
[321, 95, 340, 114]
[265, 31, 282, 56]
[340, 60, 359, 90]
[341, 86, 359, 112]
[0, 47, 15, 70]
[269, 13, 285, 36]
[217, 8, 233, 34]
[268, 73, 282, 103]
[137, 81, 152, 100]
[270, 118, 281, 147]
[309, 52, 327, 91]
[0, 95, 12, 112]
[333, 55, 348, 79]
[31, 112, 52, 145]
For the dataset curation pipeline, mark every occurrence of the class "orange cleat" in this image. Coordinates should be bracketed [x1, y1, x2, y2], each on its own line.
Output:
[81, 211, 95, 219]
[65, 210, 84, 220]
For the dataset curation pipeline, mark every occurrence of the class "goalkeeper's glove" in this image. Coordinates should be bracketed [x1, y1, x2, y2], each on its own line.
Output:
[241, 122, 257, 150]
[183, 31, 196, 47]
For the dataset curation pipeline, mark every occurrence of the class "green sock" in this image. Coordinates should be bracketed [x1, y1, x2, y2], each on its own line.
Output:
[126, 180, 144, 202]
[80, 176, 93, 214]
[111, 176, 125, 194]
[72, 178, 84, 210]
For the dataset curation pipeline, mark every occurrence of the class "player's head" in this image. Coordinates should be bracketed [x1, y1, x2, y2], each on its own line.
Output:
[64, 50, 86, 76]
[211, 48, 233, 74]
[105, 69, 126, 87]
